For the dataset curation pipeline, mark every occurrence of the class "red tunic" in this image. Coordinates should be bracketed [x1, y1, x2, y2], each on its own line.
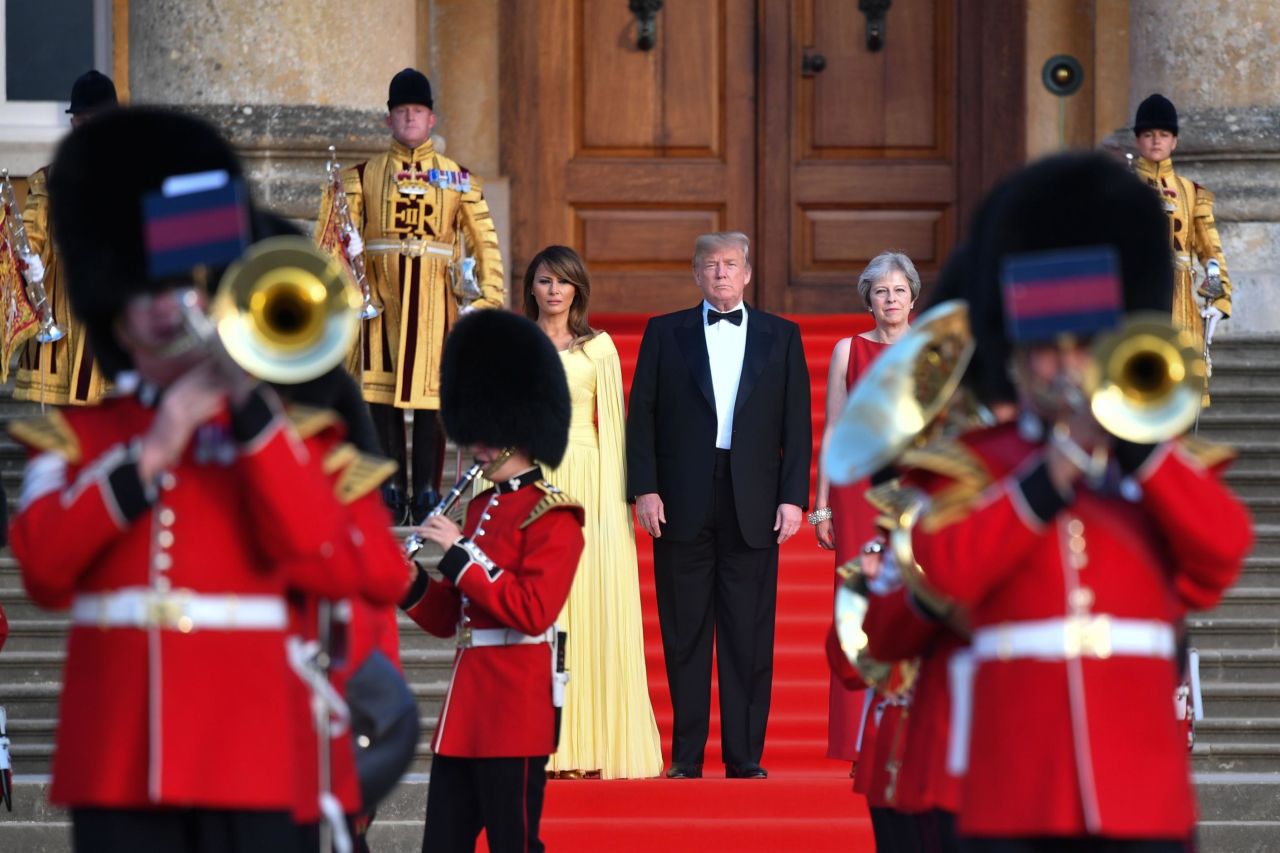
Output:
[862, 585, 965, 814]
[289, 463, 411, 823]
[8, 391, 364, 810]
[908, 423, 1251, 838]
[828, 335, 889, 759]
[403, 475, 584, 757]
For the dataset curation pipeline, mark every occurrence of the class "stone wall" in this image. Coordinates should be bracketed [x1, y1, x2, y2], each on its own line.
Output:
[1127, 0, 1280, 336]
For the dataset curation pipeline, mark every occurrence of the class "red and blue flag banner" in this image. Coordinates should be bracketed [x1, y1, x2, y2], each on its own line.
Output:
[1001, 245, 1123, 343]
[143, 171, 249, 279]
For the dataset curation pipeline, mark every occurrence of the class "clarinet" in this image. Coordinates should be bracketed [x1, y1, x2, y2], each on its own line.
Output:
[404, 463, 484, 557]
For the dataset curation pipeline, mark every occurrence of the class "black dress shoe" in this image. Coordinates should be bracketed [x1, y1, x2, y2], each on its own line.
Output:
[725, 763, 767, 779]
[665, 763, 702, 779]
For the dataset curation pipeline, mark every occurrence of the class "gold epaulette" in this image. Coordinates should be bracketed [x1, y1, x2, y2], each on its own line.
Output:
[897, 440, 994, 532]
[27, 167, 49, 196]
[323, 443, 397, 505]
[285, 404, 342, 440]
[521, 481, 583, 529]
[1177, 435, 1236, 470]
[8, 410, 80, 463]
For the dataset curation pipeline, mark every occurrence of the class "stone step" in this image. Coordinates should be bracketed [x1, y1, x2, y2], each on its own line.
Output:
[1192, 740, 1280, 773]
[1194, 771, 1280, 823]
[1196, 647, 1280, 684]
[1187, 616, 1280, 651]
[1197, 821, 1280, 853]
[1196, 717, 1280, 746]
[1205, 586, 1280, 620]
[1200, 681, 1280, 717]
[1239, 555, 1280, 588]
[1198, 412, 1280, 444]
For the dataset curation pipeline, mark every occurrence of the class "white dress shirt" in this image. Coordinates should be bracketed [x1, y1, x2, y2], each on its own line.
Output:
[702, 300, 748, 450]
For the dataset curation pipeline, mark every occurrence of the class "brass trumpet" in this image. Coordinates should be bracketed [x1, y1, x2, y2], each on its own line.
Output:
[174, 236, 361, 384]
[1085, 314, 1205, 444]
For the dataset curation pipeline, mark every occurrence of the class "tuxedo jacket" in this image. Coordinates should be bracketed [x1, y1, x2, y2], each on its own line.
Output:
[626, 304, 811, 549]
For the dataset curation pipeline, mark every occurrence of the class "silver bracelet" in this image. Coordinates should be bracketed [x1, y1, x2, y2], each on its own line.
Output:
[807, 506, 833, 525]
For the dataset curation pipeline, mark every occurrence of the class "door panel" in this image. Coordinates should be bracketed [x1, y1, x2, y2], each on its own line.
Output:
[503, 0, 754, 314]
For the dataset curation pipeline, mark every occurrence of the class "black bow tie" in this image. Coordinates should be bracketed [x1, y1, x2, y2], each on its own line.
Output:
[707, 308, 743, 326]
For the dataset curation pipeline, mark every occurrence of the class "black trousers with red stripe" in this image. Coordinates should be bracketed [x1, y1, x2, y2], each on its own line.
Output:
[422, 754, 549, 853]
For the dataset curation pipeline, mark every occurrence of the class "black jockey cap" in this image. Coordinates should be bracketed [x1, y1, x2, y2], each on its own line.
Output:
[387, 68, 433, 111]
[928, 152, 1172, 407]
[48, 107, 248, 378]
[439, 310, 571, 468]
[1134, 93, 1178, 136]
[66, 70, 118, 115]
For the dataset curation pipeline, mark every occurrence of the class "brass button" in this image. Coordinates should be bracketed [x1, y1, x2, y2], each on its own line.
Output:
[1067, 518, 1084, 537]
[154, 553, 173, 571]
[158, 508, 176, 527]
[157, 530, 175, 549]
[1068, 536, 1086, 554]
[1069, 587, 1095, 610]
[177, 615, 194, 634]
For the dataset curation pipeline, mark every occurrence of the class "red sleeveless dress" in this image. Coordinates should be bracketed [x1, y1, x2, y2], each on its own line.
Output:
[826, 335, 889, 760]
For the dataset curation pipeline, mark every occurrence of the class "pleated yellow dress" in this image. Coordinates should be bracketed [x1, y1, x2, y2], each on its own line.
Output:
[545, 332, 663, 778]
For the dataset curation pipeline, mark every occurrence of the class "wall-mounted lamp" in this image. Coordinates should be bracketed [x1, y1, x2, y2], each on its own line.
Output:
[630, 0, 663, 52]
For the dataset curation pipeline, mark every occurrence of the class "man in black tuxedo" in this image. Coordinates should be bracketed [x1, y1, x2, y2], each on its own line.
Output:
[627, 231, 811, 780]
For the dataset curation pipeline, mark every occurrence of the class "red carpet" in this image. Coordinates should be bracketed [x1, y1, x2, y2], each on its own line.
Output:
[529, 313, 878, 851]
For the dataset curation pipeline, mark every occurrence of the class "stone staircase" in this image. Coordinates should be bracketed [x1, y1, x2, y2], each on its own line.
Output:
[1, 338, 1278, 850]
[0, 387, 455, 850]
[1187, 336, 1280, 852]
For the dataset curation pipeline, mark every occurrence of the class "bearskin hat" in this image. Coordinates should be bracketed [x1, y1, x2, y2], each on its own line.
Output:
[439, 310, 571, 468]
[48, 108, 247, 378]
[928, 152, 1172, 406]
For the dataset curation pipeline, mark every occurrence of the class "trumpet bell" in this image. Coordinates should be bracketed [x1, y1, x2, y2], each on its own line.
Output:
[823, 300, 975, 486]
[212, 236, 362, 384]
[1086, 314, 1205, 444]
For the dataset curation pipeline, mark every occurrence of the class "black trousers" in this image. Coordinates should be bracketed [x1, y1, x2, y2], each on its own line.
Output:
[962, 838, 1188, 853]
[422, 754, 549, 853]
[370, 403, 444, 496]
[870, 806, 924, 853]
[652, 449, 778, 768]
[916, 809, 960, 853]
[72, 807, 297, 853]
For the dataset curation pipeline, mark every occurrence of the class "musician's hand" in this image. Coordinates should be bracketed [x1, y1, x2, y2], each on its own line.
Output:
[414, 514, 464, 551]
[138, 361, 227, 483]
[19, 252, 45, 284]
[815, 518, 835, 550]
[1201, 305, 1223, 345]
[775, 503, 803, 544]
[635, 493, 666, 539]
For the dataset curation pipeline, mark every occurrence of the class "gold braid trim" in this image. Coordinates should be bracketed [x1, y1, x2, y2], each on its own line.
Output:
[285, 404, 342, 440]
[322, 442, 397, 504]
[1178, 435, 1236, 470]
[521, 482, 583, 529]
[8, 410, 81, 463]
[896, 440, 994, 533]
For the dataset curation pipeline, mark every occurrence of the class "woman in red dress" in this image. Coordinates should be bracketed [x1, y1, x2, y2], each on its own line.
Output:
[812, 251, 920, 773]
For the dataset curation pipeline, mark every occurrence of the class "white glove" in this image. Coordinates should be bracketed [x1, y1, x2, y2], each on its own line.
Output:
[343, 229, 364, 259]
[1201, 304, 1224, 345]
[20, 252, 45, 284]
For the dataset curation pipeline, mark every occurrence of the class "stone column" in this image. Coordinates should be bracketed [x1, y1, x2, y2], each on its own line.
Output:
[1129, 0, 1280, 335]
[128, 0, 418, 217]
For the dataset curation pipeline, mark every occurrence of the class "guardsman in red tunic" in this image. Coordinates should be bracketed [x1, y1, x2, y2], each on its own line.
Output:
[899, 154, 1252, 852]
[6, 109, 371, 853]
[399, 309, 583, 853]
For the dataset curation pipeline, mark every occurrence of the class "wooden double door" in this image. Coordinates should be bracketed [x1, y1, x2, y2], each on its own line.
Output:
[501, 0, 1025, 314]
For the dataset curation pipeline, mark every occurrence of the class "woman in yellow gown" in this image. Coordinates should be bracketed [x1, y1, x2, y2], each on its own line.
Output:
[521, 245, 663, 779]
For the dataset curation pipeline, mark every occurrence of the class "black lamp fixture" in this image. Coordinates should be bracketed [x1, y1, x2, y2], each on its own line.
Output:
[630, 0, 663, 52]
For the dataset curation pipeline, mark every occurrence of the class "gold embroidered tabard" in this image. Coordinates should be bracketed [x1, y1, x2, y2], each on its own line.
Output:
[11, 167, 107, 406]
[326, 139, 505, 409]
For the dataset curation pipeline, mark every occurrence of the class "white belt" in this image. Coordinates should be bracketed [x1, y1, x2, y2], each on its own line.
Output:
[462, 627, 554, 649]
[971, 615, 1176, 662]
[71, 588, 288, 633]
[365, 237, 453, 258]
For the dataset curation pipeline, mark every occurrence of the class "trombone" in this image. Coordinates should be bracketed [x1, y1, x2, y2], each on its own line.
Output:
[174, 236, 362, 384]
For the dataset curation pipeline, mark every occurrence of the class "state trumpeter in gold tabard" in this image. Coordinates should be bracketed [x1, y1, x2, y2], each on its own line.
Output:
[1131, 93, 1231, 403]
[320, 68, 504, 524]
[11, 71, 118, 405]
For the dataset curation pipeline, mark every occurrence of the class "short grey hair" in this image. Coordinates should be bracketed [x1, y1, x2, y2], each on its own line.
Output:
[693, 231, 751, 270]
[856, 251, 921, 308]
